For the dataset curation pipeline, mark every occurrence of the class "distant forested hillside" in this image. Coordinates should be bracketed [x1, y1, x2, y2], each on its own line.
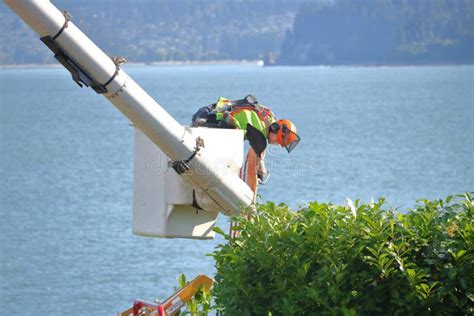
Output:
[0, 0, 302, 64]
[278, 0, 474, 65]
[2, 0, 473, 66]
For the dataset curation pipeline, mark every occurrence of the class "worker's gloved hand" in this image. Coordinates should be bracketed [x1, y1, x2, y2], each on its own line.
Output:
[257, 172, 270, 185]
[257, 159, 270, 185]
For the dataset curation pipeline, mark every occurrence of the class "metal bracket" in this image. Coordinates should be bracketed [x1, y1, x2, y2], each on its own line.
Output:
[40, 35, 95, 90]
[112, 56, 127, 66]
[170, 137, 205, 175]
[40, 35, 126, 94]
[101, 56, 127, 91]
[39, 9, 126, 94]
[52, 10, 71, 40]
[171, 160, 191, 175]
[195, 136, 205, 150]
[192, 190, 204, 211]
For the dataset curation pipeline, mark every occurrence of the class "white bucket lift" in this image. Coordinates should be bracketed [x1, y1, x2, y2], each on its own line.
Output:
[4, 0, 255, 239]
[133, 127, 244, 239]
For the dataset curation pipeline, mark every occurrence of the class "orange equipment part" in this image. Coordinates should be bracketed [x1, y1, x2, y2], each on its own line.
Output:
[230, 148, 259, 238]
[119, 275, 213, 316]
[240, 148, 259, 196]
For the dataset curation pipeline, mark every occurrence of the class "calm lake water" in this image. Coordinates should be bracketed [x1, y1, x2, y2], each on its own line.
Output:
[1, 64, 473, 314]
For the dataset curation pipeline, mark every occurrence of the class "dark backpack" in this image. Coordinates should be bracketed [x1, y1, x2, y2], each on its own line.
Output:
[191, 95, 265, 128]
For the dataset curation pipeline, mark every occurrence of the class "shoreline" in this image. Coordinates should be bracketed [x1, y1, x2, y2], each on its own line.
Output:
[0, 59, 265, 70]
[1, 60, 472, 70]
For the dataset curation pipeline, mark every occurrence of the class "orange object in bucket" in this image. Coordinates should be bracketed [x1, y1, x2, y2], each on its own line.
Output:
[230, 148, 258, 238]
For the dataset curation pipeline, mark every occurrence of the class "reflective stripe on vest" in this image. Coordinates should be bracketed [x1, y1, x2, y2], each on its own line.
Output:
[231, 109, 268, 137]
[212, 96, 276, 136]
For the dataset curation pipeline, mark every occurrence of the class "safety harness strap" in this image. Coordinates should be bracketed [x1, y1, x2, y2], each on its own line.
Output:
[213, 96, 276, 129]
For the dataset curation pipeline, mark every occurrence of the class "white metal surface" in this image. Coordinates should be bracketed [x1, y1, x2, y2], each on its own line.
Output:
[133, 127, 244, 239]
[4, 0, 254, 216]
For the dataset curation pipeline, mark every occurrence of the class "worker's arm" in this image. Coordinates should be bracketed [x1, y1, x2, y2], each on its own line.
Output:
[245, 124, 269, 184]
[246, 124, 267, 156]
[256, 150, 269, 184]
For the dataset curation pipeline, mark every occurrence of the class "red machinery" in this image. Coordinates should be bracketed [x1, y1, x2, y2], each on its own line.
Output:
[119, 275, 213, 316]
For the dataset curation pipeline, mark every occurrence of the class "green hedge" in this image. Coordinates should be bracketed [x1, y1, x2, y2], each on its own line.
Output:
[210, 194, 473, 315]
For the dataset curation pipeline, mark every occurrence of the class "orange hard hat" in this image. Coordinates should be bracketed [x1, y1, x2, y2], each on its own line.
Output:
[269, 119, 300, 153]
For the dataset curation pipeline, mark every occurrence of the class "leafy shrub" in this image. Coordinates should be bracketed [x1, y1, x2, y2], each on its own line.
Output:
[211, 194, 473, 315]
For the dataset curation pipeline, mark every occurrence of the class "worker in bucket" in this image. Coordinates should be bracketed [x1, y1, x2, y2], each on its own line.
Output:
[191, 95, 300, 187]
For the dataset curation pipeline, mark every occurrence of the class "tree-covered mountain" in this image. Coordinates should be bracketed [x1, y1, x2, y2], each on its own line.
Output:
[278, 0, 474, 65]
[2, 0, 473, 66]
[0, 0, 302, 64]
